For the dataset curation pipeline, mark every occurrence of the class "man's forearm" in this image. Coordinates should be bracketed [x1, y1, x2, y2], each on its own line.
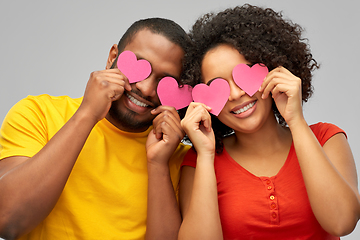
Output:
[0, 109, 96, 239]
[145, 161, 181, 240]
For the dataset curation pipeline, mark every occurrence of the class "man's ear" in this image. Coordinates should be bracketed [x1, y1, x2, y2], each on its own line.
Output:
[106, 44, 119, 69]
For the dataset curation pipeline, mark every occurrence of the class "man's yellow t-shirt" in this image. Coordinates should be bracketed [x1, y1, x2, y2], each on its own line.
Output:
[0, 94, 190, 240]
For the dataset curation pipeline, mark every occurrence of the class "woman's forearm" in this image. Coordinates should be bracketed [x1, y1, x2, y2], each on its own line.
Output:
[290, 119, 360, 236]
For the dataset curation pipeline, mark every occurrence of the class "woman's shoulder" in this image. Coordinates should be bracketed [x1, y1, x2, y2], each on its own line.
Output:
[181, 147, 197, 168]
[309, 122, 346, 146]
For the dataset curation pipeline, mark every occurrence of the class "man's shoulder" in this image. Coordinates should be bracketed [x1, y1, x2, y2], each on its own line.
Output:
[22, 94, 82, 106]
[4, 94, 83, 124]
[171, 142, 192, 161]
[15, 94, 82, 114]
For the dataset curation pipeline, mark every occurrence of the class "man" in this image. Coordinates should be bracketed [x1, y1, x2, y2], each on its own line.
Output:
[0, 18, 190, 240]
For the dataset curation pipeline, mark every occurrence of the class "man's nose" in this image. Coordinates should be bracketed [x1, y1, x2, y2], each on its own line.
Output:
[135, 75, 157, 98]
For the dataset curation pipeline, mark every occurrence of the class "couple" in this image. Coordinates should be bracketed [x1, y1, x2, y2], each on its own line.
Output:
[0, 4, 359, 240]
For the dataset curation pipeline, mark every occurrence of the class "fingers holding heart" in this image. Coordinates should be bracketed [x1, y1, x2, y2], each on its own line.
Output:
[101, 70, 132, 93]
[151, 106, 184, 141]
[260, 67, 301, 100]
[97, 76, 130, 102]
[146, 106, 185, 164]
[259, 66, 304, 124]
[81, 69, 131, 122]
[181, 102, 215, 154]
[182, 102, 213, 133]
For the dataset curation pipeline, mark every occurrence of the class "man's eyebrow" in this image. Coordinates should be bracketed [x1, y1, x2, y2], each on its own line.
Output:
[134, 53, 145, 60]
[132, 53, 180, 80]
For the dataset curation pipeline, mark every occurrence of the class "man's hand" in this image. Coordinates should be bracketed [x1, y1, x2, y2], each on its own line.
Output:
[146, 106, 185, 165]
[78, 69, 131, 124]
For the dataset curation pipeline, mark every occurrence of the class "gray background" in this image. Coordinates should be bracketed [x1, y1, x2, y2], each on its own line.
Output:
[0, 0, 359, 239]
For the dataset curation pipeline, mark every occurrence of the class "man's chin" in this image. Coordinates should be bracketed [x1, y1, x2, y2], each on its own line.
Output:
[107, 105, 153, 132]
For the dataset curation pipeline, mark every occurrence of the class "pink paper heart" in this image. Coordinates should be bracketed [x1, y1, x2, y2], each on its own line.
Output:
[117, 50, 152, 83]
[157, 77, 193, 110]
[192, 78, 230, 116]
[232, 63, 269, 96]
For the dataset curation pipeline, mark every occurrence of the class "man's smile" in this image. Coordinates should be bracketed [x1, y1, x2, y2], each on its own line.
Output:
[125, 92, 149, 108]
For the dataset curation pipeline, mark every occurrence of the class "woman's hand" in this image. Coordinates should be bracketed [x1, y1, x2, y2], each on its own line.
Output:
[259, 66, 304, 127]
[181, 102, 215, 157]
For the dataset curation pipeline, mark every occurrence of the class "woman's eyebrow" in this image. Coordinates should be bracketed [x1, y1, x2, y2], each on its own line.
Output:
[163, 73, 179, 80]
[204, 63, 253, 86]
[206, 77, 220, 86]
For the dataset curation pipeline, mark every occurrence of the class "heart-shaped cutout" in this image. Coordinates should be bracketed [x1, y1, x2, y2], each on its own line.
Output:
[232, 63, 268, 96]
[157, 77, 193, 110]
[117, 50, 152, 83]
[192, 78, 230, 116]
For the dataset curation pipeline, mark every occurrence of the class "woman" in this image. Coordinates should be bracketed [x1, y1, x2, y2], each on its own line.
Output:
[178, 4, 360, 240]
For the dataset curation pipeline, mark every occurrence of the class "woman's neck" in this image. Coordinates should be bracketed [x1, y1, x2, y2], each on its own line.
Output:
[224, 114, 292, 156]
[223, 114, 293, 177]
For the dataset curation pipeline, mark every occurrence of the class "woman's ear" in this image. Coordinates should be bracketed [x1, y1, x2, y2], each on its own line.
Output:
[106, 44, 119, 69]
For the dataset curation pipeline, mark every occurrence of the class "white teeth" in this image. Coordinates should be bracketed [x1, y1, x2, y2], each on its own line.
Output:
[233, 101, 255, 114]
[126, 93, 148, 107]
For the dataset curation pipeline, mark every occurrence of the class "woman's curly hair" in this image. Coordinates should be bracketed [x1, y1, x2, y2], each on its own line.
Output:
[181, 4, 319, 153]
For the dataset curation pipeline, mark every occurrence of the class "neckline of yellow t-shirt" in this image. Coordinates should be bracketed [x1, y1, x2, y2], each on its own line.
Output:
[99, 117, 153, 138]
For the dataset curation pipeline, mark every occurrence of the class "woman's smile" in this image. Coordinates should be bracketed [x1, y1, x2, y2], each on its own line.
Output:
[231, 100, 257, 115]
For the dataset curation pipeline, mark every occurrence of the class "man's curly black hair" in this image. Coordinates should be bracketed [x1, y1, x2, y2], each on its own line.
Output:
[181, 4, 319, 153]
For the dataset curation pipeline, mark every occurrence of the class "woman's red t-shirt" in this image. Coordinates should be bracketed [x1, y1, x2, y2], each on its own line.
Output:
[181, 122, 345, 240]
